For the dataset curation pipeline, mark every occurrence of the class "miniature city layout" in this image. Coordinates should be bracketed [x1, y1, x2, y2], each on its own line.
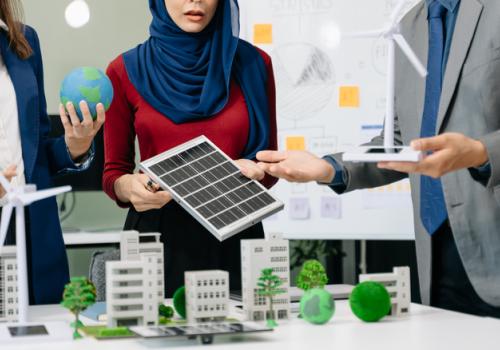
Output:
[0, 228, 411, 344]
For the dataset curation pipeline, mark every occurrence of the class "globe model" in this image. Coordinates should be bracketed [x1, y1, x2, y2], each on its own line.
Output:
[349, 281, 391, 322]
[60, 67, 113, 121]
[300, 288, 335, 325]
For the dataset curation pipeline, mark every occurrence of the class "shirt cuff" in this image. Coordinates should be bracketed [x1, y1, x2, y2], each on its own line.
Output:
[469, 161, 492, 185]
[63, 143, 95, 173]
[319, 156, 348, 193]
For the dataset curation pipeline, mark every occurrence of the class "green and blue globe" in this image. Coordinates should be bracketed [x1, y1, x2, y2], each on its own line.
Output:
[300, 288, 335, 325]
[60, 67, 113, 121]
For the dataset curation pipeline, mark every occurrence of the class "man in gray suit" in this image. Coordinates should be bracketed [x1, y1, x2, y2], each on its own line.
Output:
[257, 0, 500, 317]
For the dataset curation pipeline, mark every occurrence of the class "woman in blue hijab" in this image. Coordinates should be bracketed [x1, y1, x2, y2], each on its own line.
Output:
[103, 0, 278, 296]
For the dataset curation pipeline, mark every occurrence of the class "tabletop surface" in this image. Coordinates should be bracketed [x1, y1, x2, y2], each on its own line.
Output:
[3, 300, 500, 350]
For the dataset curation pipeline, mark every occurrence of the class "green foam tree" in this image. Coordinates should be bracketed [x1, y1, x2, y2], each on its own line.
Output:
[296, 259, 328, 291]
[61, 277, 96, 339]
[173, 286, 186, 319]
[349, 281, 391, 322]
[257, 268, 286, 328]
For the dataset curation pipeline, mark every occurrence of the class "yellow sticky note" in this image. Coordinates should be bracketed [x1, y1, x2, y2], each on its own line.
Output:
[286, 136, 306, 151]
[253, 24, 273, 44]
[339, 86, 360, 108]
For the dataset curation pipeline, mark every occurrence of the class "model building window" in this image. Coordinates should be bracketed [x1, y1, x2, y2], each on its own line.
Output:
[278, 310, 288, 319]
[7, 276, 13, 281]
[209, 279, 213, 286]
[7, 264, 13, 270]
[215, 279, 219, 286]
[221, 279, 226, 285]
[198, 305, 202, 312]
[216, 292, 220, 298]
[204, 305, 208, 311]
[203, 280, 207, 286]
[197, 280, 202, 287]
[204, 292, 208, 299]
[254, 247, 263, 253]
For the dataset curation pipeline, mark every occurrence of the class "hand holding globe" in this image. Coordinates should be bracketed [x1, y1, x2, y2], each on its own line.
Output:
[59, 67, 113, 160]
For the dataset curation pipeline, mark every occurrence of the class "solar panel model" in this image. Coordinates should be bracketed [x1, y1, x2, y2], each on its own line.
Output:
[140, 136, 284, 241]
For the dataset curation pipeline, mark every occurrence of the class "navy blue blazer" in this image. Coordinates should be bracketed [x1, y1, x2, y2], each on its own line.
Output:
[0, 26, 82, 304]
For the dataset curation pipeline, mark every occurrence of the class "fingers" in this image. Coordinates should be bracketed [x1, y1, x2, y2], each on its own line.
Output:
[236, 160, 265, 181]
[411, 135, 448, 151]
[59, 103, 74, 136]
[94, 103, 105, 132]
[131, 175, 172, 211]
[65, 101, 82, 127]
[378, 150, 450, 178]
[3, 165, 17, 180]
[256, 150, 288, 163]
[79, 101, 94, 130]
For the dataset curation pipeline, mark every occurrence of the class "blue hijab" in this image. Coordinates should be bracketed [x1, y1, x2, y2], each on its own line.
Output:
[123, 0, 270, 159]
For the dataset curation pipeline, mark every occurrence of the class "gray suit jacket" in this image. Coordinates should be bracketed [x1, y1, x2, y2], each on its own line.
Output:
[329, 0, 500, 306]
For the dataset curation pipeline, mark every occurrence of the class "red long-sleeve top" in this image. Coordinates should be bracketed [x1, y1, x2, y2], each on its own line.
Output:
[103, 49, 278, 206]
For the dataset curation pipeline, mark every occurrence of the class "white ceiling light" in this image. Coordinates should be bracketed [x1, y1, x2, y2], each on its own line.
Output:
[65, 0, 90, 28]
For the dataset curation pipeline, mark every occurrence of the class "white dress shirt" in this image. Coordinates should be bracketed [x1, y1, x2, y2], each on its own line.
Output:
[0, 19, 26, 205]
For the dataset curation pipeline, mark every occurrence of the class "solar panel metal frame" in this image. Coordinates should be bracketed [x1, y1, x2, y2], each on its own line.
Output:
[139, 136, 284, 242]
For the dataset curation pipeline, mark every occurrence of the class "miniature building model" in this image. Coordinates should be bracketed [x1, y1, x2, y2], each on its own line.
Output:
[241, 233, 291, 321]
[359, 266, 411, 316]
[185, 270, 229, 324]
[106, 256, 158, 328]
[120, 231, 164, 301]
[0, 246, 17, 322]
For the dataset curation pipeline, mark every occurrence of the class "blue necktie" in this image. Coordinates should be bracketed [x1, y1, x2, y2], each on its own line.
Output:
[420, 2, 448, 235]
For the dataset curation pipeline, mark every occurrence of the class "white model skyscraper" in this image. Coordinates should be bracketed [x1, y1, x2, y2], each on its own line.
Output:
[185, 270, 229, 323]
[241, 233, 291, 321]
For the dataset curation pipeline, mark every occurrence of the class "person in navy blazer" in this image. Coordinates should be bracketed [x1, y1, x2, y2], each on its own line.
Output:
[0, 0, 105, 304]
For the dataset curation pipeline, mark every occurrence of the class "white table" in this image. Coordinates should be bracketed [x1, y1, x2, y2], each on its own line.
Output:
[4, 301, 500, 350]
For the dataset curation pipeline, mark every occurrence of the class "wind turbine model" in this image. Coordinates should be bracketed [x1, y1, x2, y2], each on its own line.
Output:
[343, 0, 427, 163]
[0, 174, 72, 342]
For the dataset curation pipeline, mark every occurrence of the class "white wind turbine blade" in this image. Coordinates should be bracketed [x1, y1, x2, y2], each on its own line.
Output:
[0, 204, 13, 247]
[17, 186, 71, 205]
[393, 34, 428, 77]
[0, 173, 12, 192]
[343, 29, 385, 39]
[390, 0, 410, 25]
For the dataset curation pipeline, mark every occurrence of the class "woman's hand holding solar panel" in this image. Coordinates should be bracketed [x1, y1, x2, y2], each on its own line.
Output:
[114, 173, 172, 212]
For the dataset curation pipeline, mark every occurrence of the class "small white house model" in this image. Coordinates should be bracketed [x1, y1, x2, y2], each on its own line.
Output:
[359, 266, 411, 316]
[0, 246, 17, 322]
[185, 270, 229, 324]
[120, 231, 164, 301]
[106, 255, 159, 328]
[241, 233, 291, 322]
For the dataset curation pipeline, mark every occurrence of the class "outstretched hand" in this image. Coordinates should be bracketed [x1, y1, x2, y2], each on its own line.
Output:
[256, 150, 335, 183]
[0, 165, 17, 198]
[378, 133, 488, 178]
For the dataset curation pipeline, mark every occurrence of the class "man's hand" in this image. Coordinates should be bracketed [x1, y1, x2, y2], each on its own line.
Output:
[378, 133, 489, 178]
[60, 101, 105, 161]
[256, 150, 335, 183]
[234, 159, 265, 181]
[0, 165, 17, 199]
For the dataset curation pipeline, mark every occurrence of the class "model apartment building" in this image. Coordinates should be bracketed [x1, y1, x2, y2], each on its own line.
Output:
[241, 233, 291, 322]
[120, 231, 164, 301]
[106, 255, 158, 328]
[359, 266, 411, 316]
[185, 270, 229, 324]
[0, 246, 17, 322]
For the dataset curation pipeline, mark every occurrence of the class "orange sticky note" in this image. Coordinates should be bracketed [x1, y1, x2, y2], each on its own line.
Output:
[286, 136, 306, 151]
[253, 24, 273, 44]
[339, 86, 360, 108]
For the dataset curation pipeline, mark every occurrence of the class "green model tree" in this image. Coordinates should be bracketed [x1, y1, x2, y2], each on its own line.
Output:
[257, 268, 286, 328]
[61, 277, 97, 339]
[296, 259, 328, 291]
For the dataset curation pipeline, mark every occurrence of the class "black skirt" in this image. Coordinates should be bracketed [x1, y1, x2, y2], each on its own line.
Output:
[124, 201, 264, 297]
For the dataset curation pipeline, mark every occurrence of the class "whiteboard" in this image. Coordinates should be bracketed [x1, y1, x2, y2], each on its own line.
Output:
[240, 0, 421, 240]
